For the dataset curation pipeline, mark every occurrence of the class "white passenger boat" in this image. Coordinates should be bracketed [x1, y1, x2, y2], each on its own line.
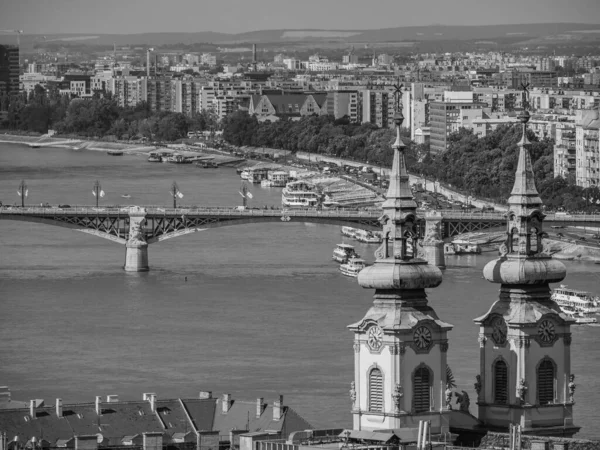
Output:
[354, 229, 382, 244]
[445, 239, 481, 255]
[341, 226, 358, 238]
[282, 180, 320, 208]
[340, 257, 366, 277]
[551, 285, 600, 315]
[332, 244, 360, 263]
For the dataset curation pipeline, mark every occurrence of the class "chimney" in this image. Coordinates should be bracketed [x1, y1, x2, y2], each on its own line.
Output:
[149, 394, 157, 413]
[273, 395, 283, 421]
[256, 398, 264, 418]
[221, 393, 232, 414]
[199, 391, 212, 399]
[106, 395, 119, 403]
[56, 398, 63, 418]
[95, 396, 102, 415]
[30, 400, 36, 419]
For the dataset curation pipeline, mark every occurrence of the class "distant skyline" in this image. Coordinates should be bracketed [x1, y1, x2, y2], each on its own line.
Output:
[1, 0, 600, 35]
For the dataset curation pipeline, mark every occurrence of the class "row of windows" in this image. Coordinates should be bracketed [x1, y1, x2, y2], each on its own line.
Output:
[494, 357, 556, 405]
[368, 366, 432, 414]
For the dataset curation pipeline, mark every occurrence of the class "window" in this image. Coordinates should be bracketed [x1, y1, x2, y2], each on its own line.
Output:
[368, 368, 383, 412]
[537, 358, 555, 405]
[494, 359, 508, 404]
[413, 366, 431, 413]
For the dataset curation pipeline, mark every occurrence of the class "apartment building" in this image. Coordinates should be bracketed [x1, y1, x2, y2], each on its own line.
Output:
[575, 109, 600, 187]
[147, 78, 172, 112]
[248, 92, 327, 119]
[429, 101, 486, 153]
[0, 44, 19, 104]
[325, 90, 359, 122]
[361, 89, 395, 128]
[554, 124, 577, 179]
[109, 76, 147, 107]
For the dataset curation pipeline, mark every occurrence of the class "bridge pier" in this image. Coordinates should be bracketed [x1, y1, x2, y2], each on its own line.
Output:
[422, 211, 445, 269]
[124, 207, 150, 272]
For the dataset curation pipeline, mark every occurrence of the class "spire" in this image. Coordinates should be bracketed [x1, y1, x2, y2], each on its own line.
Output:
[482, 86, 566, 285]
[382, 112, 418, 213]
[357, 111, 442, 291]
[506, 110, 542, 213]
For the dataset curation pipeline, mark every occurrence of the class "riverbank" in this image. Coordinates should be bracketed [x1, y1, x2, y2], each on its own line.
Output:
[453, 230, 600, 262]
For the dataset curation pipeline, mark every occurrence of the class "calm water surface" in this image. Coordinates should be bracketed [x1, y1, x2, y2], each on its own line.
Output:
[1, 143, 600, 438]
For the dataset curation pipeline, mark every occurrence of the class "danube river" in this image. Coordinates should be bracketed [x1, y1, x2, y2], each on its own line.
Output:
[1, 143, 600, 438]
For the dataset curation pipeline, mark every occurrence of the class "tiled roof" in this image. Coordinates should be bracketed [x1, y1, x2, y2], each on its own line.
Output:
[0, 397, 311, 444]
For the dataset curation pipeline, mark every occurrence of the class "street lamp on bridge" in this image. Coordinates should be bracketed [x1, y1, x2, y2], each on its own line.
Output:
[171, 181, 183, 208]
[92, 180, 105, 208]
[17, 180, 28, 207]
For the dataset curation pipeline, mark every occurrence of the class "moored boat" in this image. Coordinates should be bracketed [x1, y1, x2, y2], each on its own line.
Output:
[354, 229, 382, 244]
[340, 257, 367, 277]
[551, 285, 600, 315]
[332, 243, 360, 263]
[107, 150, 124, 156]
[445, 239, 481, 255]
[148, 152, 162, 162]
[282, 180, 321, 208]
[341, 226, 358, 238]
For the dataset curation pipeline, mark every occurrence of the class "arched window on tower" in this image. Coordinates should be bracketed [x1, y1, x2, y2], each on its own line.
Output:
[368, 368, 383, 412]
[493, 359, 508, 404]
[537, 358, 556, 405]
[413, 365, 432, 413]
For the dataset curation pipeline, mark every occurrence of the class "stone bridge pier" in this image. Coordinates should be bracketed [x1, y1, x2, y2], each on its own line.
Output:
[422, 211, 445, 269]
[124, 207, 149, 272]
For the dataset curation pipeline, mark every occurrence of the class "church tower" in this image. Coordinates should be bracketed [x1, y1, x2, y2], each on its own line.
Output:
[348, 112, 453, 434]
[474, 107, 579, 436]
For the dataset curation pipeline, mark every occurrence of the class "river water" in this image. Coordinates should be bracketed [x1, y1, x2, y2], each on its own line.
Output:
[1, 143, 600, 438]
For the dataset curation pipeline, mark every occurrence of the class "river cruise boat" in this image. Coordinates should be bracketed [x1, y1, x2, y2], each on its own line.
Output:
[340, 257, 367, 277]
[167, 155, 193, 164]
[197, 161, 218, 168]
[341, 226, 358, 238]
[558, 305, 598, 324]
[148, 152, 162, 162]
[267, 171, 290, 187]
[551, 285, 600, 315]
[444, 240, 481, 255]
[354, 229, 382, 244]
[282, 181, 320, 208]
[332, 244, 360, 263]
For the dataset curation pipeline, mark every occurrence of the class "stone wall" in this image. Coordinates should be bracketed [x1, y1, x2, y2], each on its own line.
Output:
[480, 432, 600, 450]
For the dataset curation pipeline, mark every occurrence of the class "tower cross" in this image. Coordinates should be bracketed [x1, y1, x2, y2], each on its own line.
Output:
[392, 77, 404, 113]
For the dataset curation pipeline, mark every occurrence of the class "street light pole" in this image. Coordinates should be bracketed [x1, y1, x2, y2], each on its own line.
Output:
[93, 180, 101, 208]
[17, 180, 27, 207]
[171, 181, 180, 208]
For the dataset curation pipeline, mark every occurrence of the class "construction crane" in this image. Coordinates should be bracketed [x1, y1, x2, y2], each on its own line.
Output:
[0, 29, 24, 66]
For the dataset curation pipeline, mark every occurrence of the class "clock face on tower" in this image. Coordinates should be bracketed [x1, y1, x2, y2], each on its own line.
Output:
[490, 316, 508, 345]
[538, 319, 556, 343]
[413, 325, 432, 350]
[367, 326, 384, 351]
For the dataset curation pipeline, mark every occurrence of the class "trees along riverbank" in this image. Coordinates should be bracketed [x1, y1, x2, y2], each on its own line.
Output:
[222, 111, 600, 213]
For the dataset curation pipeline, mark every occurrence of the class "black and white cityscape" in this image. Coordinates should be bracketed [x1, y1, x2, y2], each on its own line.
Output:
[1, 2, 600, 450]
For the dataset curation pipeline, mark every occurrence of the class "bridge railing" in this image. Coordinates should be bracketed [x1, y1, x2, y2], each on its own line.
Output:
[1, 206, 599, 223]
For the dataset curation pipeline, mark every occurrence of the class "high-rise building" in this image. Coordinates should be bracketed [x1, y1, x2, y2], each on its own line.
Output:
[0, 44, 19, 110]
[325, 91, 359, 122]
[361, 89, 395, 128]
[575, 109, 600, 188]
[476, 110, 579, 436]
[429, 102, 486, 153]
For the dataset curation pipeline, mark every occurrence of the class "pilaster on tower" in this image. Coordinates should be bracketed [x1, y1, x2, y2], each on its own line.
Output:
[475, 106, 579, 437]
[348, 112, 453, 435]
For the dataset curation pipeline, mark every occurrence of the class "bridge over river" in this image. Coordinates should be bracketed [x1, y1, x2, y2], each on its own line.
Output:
[1, 205, 599, 271]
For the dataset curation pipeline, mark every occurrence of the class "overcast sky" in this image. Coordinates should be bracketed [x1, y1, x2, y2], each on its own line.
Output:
[1, 0, 600, 35]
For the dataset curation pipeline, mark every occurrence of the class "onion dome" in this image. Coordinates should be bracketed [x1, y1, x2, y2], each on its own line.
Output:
[358, 111, 442, 292]
[482, 107, 566, 286]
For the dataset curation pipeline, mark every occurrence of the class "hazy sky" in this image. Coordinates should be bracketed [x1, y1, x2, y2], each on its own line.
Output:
[1, 0, 600, 35]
